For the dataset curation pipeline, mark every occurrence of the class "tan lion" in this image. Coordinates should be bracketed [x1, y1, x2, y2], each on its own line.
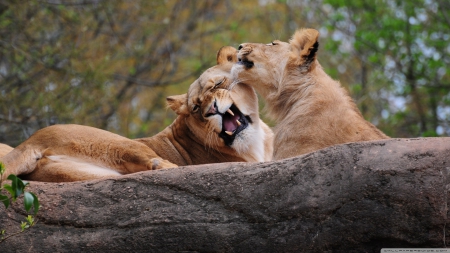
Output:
[232, 28, 388, 160]
[0, 46, 273, 182]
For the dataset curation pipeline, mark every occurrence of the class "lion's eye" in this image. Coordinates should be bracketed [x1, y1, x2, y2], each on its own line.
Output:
[192, 104, 200, 113]
[271, 41, 278, 45]
[214, 77, 226, 88]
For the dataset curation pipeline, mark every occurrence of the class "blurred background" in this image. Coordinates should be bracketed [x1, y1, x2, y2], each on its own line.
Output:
[1, 0, 449, 147]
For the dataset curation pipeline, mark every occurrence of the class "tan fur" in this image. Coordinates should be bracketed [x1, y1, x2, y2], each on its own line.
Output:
[1, 46, 273, 182]
[232, 28, 388, 160]
[3, 125, 171, 182]
[0, 143, 13, 158]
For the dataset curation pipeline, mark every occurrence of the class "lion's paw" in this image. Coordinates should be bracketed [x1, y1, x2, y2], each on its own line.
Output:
[150, 158, 178, 170]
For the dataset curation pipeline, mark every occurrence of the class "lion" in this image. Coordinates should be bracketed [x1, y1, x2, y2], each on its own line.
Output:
[231, 28, 388, 160]
[0, 46, 273, 182]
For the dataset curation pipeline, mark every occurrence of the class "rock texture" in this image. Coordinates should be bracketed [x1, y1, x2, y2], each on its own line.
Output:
[1, 138, 449, 252]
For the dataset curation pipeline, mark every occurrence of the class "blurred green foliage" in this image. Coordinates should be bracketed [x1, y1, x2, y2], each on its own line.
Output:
[0, 0, 449, 146]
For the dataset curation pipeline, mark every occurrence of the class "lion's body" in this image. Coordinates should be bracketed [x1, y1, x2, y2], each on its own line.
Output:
[7, 124, 170, 182]
[1, 47, 273, 182]
[232, 29, 388, 160]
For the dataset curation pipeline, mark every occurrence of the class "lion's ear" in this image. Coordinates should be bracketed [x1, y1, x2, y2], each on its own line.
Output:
[289, 28, 319, 68]
[216, 46, 238, 65]
[166, 94, 189, 115]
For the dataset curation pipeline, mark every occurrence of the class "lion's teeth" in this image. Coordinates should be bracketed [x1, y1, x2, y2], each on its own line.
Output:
[236, 120, 241, 126]
[225, 131, 233, 136]
[227, 109, 234, 116]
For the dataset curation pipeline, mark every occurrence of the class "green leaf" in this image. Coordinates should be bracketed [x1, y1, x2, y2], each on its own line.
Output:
[20, 221, 28, 231]
[0, 162, 5, 175]
[30, 192, 40, 215]
[19, 178, 29, 189]
[7, 174, 18, 199]
[3, 184, 14, 199]
[26, 215, 34, 225]
[6, 174, 27, 199]
[0, 194, 9, 209]
[23, 192, 34, 213]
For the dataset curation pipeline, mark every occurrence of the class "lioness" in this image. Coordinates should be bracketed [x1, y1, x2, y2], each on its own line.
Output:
[1, 46, 273, 182]
[232, 28, 388, 160]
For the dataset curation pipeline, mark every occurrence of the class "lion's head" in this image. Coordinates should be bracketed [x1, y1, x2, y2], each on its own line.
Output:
[166, 46, 273, 162]
[231, 28, 320, 121]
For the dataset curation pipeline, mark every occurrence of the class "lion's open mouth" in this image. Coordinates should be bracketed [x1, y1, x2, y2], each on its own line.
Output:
[218, 104, 251, 146]
[237, 56, 254, 69]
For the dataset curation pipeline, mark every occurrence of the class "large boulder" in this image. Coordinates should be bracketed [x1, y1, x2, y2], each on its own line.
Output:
[1, 138, 449, 252]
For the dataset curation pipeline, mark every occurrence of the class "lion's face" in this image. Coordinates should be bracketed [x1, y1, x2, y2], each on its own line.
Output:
[167, 47, 266, 159]
[231, 29, 320, 101]
[231, 40, 291, 98]
[188, 64, 259, 149]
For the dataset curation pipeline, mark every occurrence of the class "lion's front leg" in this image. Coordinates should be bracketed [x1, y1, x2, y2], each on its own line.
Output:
[112, 140, 178, 173]
[121, 153, 178, 173]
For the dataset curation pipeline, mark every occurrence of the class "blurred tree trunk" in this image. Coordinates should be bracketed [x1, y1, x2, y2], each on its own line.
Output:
[404, 11, 427, 135]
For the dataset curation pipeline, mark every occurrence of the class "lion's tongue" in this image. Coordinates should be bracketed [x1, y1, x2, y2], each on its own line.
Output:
[223, 113, 240, 132]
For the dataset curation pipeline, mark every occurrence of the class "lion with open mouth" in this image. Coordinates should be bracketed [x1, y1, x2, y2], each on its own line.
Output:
[0, 46, 273, 182]
[138, 46, 273, 164]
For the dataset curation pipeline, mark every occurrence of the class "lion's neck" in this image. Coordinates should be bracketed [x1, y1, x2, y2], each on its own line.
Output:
[263, 68, 318, 123]
[135, 116, 244, 166]
[265, 64, 357, 123]
[269, 63, 388, 159]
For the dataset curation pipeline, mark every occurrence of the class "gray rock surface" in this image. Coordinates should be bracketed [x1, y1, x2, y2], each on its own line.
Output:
[1, 138, 449, 252]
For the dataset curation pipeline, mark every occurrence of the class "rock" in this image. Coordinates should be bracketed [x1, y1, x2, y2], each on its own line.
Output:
[1, 138, 449, 252]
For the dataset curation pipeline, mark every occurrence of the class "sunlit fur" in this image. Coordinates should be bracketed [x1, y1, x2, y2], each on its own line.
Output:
[0, 143, 13, 157]
[0, 46, 273, 183]
[232, 28, 388, 160]
[0, 124, 178, 182]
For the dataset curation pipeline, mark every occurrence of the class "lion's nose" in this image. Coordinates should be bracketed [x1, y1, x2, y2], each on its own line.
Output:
[205, 100, 218, 117]
[238, 44, 243, 50]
